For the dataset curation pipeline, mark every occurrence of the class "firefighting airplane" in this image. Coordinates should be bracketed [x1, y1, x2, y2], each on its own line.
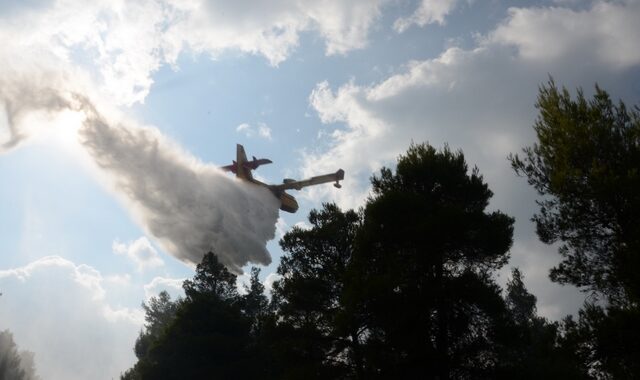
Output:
[221, 144, 344, 213]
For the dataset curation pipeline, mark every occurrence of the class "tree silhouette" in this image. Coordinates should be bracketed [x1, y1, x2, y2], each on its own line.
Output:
[511, 80, 640, 377]
[132, 291, 181, 362]
[510, 80, 640, 305]
[493, 269, 587, 379]
[0, 330, 39, 380]
[345, 143, 514, 379]
[122, 252, 264, 379]
[270, 204, 362, 379]
[240, 267, 269, 336]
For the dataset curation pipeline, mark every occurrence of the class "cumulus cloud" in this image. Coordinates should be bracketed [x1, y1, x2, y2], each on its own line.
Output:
[237, 271, 282, 296]
[105, 273, 132, 286]
[143, 276, 185, 300]
[304, 0, 640, 318]
[236, 122, 273, 140]
[488, 1, 640, 69]
[305, 0, 640, 210]
[0, 256, 142, 380]
[0, 0, 384, 107]
[263, 272, 282, 294]
[394, 0, 458, 32]
[113, 236, 164, 272]
[275, 217, 288, 240]
[293, 221, 312, 230]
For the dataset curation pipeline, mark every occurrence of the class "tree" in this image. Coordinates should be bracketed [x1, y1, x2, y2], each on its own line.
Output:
[510, 80, 640, 305]
[505, 269, 537, 324]
[270, 204, 362, 379]
[240, 267, 269, 335]
[122, 252, 263, 380]
[0, 330, 39, 380]
[133, 291, 181, 361]
[511, 80, 640, 377]
[351, 143, 514, 379]
[493, 269, 587, 379]
[183, 251, 238, 301]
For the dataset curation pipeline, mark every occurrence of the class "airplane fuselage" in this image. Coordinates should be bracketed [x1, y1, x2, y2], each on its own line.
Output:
[222, 144, 343, 214]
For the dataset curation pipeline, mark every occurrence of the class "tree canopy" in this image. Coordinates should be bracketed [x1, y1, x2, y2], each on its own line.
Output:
[511, 80, 640, 377]
[0, 330, 39, 380]
[510, 80, 640, 305]
[352, 144, 517, 379]
[122, 252, 270, 380]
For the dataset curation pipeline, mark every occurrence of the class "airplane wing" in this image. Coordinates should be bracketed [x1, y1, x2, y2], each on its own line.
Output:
[220, 163, 237, 173]
[272, 169, 344, 191]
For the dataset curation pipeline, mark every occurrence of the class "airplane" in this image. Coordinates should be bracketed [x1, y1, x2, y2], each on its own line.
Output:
[221, 144, 344, 213]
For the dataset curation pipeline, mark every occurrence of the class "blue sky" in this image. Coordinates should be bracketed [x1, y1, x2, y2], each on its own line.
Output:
[1, 0, 640, 378]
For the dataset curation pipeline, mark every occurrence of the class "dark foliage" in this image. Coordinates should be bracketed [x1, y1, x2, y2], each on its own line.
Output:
[510, 80, 640, 305]
[270, 204, 362, 379]
[492, 269, 587, 379]
[0, 330, 39, 380]
[511, 80, 640, 378]
[122, 252, 271, 380]
[348, 143, 514, 379]
[560, 303, 640, 379]
[133, 290, 181, 361]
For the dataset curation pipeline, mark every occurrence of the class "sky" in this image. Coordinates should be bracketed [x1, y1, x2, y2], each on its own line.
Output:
[0, 0, 639, 378]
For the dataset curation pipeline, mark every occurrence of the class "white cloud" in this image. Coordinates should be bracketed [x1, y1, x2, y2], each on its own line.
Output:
[143, 276, 185, 300]
[237, 270, 282, 295]
[394, 0, 458, 32]
[0, 256, 142, 380]
[258, 123, 273, 140]
[306, 0, 640, 214]
[113, 236, 164, 272]
[0, 0, 385, 108]
[293, 221, 312, 230]
[0, 255, 106, 300]
[502, 239, 585, 321]
[304, 1, 640, 318]
[264, 272, 282, 294]
[236, 122, 273, 140]
[488, 1, 640, 69]
[105, 273, 132, 286]
[236, 123, 251, 133]
[236, 272, 251, 295]
[275, 217, 288, 240]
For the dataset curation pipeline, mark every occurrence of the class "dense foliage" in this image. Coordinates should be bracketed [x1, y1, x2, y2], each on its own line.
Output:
[0, 330, 39, 380]
[511, 80, 640, 378]
[511, 80, 640, 305]
[121, 253, 270, 379]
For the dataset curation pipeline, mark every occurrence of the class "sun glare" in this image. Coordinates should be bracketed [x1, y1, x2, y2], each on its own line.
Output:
[36, 109, 85, 154]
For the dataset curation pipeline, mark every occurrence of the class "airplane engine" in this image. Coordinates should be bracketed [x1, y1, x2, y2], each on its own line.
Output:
[279, 192, 299, 213]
